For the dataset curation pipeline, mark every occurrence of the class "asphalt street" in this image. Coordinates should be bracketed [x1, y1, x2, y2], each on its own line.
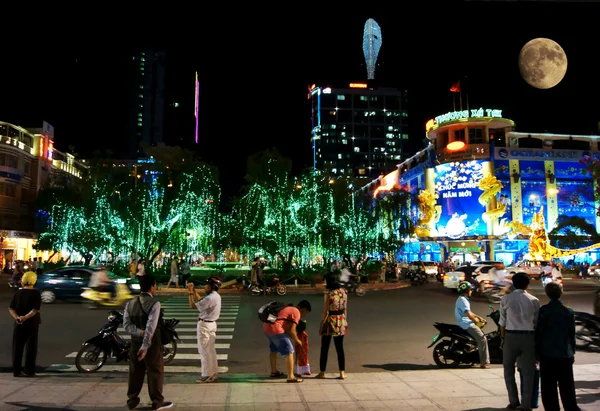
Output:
[1, 278, 599, 376]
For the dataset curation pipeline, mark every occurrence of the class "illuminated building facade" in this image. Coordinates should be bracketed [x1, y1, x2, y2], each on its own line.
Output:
[127, 49, 166, 157]
[309, 83, 410, 178]
[362, 18, 382, 80]
[361, 108, 600, 264]
[0, 121, 87, 266]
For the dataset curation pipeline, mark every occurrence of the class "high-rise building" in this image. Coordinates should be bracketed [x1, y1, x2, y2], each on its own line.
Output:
[363, 18, 382, 80]
[309, 82, 409, 178]
[127, 50, 166, 158]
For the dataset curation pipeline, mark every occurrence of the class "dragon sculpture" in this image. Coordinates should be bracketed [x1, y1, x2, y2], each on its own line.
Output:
[520, 207, 600, 260]
[477, 174, 507, 223]
[414, 190, 441, 237]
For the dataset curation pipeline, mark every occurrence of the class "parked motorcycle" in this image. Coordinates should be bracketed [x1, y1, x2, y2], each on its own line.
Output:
[574, 311, 600, 349]
[248, 275, 287, 296]
[81, 284, 134, 308]
[75, 310, 179, 373]
[428, 306, 503, 368]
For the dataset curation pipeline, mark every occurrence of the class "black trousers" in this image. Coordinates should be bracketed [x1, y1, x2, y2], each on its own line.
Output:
[12, 321, 39, 376]
[540, 356, 580, 411]
[127, 338, 164, 407]
[320, 335, 345, 372]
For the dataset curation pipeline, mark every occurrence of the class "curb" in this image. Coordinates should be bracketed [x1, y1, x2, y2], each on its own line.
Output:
[157, 280, 412, 296]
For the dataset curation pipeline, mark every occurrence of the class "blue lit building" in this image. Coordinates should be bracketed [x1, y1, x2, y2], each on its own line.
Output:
[358, 108, 600, 264]
[362, 18, 382, 80]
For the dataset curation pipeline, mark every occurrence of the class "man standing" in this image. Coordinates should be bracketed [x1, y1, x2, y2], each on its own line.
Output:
[188, 277, 222, 383]
[264, 300, 312, 383]
[455, 281, 490, 368]
[500, 272, 540, 411]
[123, 276, 173, 410]
[536, 281, 581, 411]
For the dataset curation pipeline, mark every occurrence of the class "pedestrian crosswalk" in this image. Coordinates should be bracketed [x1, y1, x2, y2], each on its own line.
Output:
[44, 295, 241, 374]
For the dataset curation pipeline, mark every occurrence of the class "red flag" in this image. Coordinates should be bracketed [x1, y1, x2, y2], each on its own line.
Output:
[450, 80, 461, 93]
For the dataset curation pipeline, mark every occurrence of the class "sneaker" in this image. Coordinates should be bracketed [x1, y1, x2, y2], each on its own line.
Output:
[196, 376, 210, 383]
[152, 402, 173, 410]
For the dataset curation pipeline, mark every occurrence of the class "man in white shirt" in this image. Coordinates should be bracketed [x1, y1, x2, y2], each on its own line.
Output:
[499, 272, 541, 411]
[187, 277, 222, 383]
[169, 257, 179, 288]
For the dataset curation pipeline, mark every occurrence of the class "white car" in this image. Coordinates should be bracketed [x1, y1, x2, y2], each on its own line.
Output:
[506, 260, 551, 279]
[443, 268, 469, 290]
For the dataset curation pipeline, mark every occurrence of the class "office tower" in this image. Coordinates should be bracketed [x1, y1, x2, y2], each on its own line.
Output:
[363, 18, 382, 80]
[309, 82, 409, 178]
[127, 50, 166, 157]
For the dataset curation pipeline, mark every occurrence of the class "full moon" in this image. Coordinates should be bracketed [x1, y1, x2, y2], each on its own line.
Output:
[518, 38, 568, 89]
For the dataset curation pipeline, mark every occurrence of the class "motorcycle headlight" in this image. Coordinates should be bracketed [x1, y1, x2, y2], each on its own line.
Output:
[131, 283, 140, 290]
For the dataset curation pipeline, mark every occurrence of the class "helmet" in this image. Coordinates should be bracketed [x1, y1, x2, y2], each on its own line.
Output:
[21, 271, 37, 286]
[457, 281, 473, 294]
[206, 277, 222, 290]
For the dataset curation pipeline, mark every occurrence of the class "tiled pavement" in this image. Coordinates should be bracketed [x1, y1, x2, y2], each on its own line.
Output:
[2, 364, 600, 410]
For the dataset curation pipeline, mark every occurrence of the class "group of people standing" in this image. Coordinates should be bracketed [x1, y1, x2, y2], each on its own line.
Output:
[264, 271, 349, 383]
[122, 274, 222, 410]
[455, 272, 581, 411]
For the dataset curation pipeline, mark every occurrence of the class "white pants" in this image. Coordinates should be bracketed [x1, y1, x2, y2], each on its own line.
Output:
[197, 321, 218, 377]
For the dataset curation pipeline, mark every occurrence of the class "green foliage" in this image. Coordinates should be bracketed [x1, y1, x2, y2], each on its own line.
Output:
[548, 215, 600, 249]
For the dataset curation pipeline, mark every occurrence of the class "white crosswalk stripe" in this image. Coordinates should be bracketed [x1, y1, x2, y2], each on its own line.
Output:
[45, 295, 240, 374]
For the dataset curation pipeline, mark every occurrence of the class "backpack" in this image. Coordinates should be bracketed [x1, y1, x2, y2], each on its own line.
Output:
[137, 297, 177, 344]
[258, 301, 291, 323]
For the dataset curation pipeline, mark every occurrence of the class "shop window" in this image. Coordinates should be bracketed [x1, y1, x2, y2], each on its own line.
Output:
[469, 128, 484, 144]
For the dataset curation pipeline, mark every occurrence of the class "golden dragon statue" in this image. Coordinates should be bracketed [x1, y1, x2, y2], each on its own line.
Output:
[517, 207, 600, 260]
[477, 174, 507, 223]
[415, 190, 441, 237]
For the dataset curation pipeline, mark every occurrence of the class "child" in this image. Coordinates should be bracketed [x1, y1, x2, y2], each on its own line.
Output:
[295, 320, 310, 376]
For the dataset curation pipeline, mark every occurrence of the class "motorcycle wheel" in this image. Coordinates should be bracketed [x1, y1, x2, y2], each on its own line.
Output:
[276, 284, 287, 296]
[432, 340, 460, 368]
[355, 285, 366, 297]
[485, 291, 502, 304]
[575, 321, 594, 349]
[163, 340, 177, 364]
[75, 343, 108, 373]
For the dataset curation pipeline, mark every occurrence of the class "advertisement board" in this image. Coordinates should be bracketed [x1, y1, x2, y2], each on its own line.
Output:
[434, 160, 488, 239]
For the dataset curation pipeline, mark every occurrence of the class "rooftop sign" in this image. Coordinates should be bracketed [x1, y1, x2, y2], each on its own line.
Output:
[426, 108, 503, 131]
[349, 83, 368, 88]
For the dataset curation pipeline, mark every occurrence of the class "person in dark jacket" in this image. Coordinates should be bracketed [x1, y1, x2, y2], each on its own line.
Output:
[535, 281, 581, 411]
[8, 271, 41, 377]
[123, 275, 173, 410]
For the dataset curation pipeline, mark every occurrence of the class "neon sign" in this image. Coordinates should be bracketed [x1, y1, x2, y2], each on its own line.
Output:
[349, 83, 367, 88]
[434, 108, 503, 126]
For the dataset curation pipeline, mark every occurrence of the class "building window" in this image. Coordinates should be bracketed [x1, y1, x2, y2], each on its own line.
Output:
[0, 182, 17, 197]
[23, 161, 30, 177]
[469, 128, 484, 144]
[336, 95, 346, 100]
[454, 129, 466, 141]
[0, 154, 18, 168]
[354, 147, 360, 152]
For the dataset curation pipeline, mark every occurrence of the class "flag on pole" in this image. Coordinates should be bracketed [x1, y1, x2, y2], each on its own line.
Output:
[450, 80, 461, 93]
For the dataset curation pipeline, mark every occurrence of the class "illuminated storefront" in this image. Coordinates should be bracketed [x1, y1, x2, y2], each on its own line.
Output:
[361, 108, 600, 264]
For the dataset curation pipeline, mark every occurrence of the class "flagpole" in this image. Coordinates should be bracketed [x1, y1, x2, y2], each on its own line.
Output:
[452, 93, 456, 111]
[465, 75, 470, 113]
[459, 89, 463, 112]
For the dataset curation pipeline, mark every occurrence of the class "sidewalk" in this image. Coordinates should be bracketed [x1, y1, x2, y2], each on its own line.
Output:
[2, 364, 599, 410]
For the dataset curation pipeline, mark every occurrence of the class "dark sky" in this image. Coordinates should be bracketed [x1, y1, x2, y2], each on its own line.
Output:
[1, 1, 598, 207]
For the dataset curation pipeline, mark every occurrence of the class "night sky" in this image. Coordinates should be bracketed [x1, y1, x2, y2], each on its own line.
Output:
[1, 1, 598, 207]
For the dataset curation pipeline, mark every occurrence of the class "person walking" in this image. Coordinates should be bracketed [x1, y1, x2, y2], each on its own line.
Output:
[8, 271, 41, 377]
[169, 257, 179, 288]
[123, 276, 173, 410]
[499, 272, 540, 411]
[316, 273, 348, 380]
[188, 277, 222, 383]
[455, 281, 491, 368]
[136, 258, 146, 277]
[536, 281, 581, 411]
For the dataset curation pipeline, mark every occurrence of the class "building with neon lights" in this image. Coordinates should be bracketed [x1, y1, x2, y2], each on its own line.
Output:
[309, 83, 410, 178]
[359, 108, 600, 265]
[0, 121, 87, 265]
[362, 19, 382, 80]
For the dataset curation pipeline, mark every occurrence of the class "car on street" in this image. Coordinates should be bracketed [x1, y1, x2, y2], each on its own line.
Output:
[505, 260, 551, 279]
[443, 267, 472, 290]
[34, 266, 140, 304]
[409, 261, 439, 278]
[588, 259, 600, 278]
